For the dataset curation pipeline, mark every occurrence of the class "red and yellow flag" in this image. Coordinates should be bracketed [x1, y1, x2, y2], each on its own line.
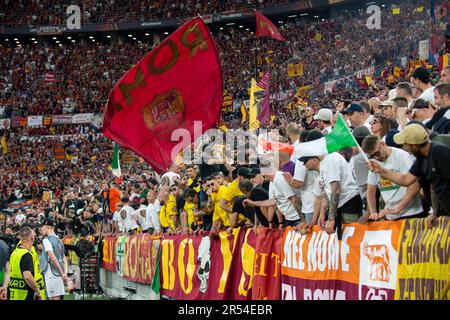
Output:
[255, 11, 286, 41]
[102, 18, 223, 173]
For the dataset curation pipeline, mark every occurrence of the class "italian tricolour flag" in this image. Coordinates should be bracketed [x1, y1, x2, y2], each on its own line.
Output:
[298, 113, 357, 158]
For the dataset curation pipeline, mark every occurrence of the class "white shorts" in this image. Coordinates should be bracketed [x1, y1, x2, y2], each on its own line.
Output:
[44, 273, 66, 298]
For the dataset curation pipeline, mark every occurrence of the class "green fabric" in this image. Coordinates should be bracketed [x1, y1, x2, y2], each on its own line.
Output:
[325, 114, 358, 153]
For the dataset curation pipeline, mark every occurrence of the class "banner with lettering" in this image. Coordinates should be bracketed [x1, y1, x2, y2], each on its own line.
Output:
[395, 217, 450, 300]
[281, 221, 402, 300]
[122, 233, 160, 284]
[102, 235, 117, 272]
[160, 228, 257, 300]
[252, 228, 283, 300]
[115, 235, 127, 276]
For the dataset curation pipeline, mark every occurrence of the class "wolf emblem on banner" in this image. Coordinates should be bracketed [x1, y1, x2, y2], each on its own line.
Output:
[141, 89, 185, 138]
[363, 242, 391, 282]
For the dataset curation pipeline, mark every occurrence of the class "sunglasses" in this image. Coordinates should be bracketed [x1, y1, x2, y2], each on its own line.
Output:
[370, 119, 379, 125]
[206, 183, 214, 187]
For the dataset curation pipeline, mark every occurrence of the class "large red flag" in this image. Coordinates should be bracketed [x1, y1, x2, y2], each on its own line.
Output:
[102, 18, 223, 173]
[255, 11, 286, 41]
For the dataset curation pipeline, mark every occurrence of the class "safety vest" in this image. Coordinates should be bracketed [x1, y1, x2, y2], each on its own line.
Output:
[9, 246, 46, 300]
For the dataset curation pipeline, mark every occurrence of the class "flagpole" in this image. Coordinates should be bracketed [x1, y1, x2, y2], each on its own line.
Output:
[338, 113, 370, 164]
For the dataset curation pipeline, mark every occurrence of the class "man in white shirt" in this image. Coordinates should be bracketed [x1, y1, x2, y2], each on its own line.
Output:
[300, 130, 362, 238]
[118, 197, 139, 234]
[286, 123, 301, 162]
[161, 164, 181, 187]
[412, 67, 435, 105]
[361, 135, 424, 221]
[314, 108, 333, 135]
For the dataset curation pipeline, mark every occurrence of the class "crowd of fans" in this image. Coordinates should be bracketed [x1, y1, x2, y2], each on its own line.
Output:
[0, 0, 290, 27]
[0, 0, 433, 119]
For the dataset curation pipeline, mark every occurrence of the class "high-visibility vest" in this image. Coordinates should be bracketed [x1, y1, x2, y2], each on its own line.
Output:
[9, 246, 46, 300]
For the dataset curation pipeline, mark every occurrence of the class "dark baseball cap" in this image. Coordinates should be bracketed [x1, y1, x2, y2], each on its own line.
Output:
[346, 103, 364, 114]
[298, 156, 318, 164]
[41, 218, 55, 227]
[237, 167, 250, 178]
[248, 167, 261, 178]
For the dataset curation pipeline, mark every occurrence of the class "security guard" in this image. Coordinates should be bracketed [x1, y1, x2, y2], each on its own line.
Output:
[8, 226, 46, 300]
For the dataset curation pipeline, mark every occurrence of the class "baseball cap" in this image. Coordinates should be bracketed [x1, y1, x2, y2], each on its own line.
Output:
[313, 108, 333, 121]
[41, 218, 55, 227]
[237, 167, 250, 179]
[298, 156, 318, 164]
[248, 167, 261, 178]
[380, 100, 394, 107]
[411, 99, 429, 109]
[346, 103, 364, 114]
[393, 124, 429, 145]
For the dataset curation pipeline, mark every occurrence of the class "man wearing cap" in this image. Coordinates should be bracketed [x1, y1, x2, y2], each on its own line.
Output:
[39, 218, 68, 300]
[369, 124, 450, 228]
[300, 132, 362, 237]
[346, 103, 371, 132]
[362, 135, 423, 222]
[314, 108, 334, 135]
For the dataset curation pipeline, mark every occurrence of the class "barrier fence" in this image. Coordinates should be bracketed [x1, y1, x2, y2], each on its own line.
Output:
[95, 217, 450, 300]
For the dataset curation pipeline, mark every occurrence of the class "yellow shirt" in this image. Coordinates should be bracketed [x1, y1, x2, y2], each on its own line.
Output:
[183, 201, 195, 227]
[223, 179, 248, 224]
[159, 205, 169, 228]
[212, 185, 230, 226]
[166, 195, 177, 230]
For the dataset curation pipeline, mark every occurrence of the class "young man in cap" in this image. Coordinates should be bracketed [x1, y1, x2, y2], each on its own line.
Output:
[362, 135, 424, 222]
[39, 218, 68, 300]
[369, 124, 450, 228]
[410, 99, 435, 125]
[346, 103, 370, 131]
[314, 108, 334, 135]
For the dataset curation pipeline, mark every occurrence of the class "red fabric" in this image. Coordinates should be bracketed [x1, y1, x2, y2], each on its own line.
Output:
[102, 18, 223, 173]
[260, 138, 294, 155]
[255, 11, 286, 42]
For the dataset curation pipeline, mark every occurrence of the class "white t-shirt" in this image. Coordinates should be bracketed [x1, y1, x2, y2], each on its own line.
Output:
[290, 139, 301, 162]
[350, 152, 370, 199]
[418, 86, 435, 105]
[318, 152, 360, 208]
[293, 160, 318, 214]
[161, 172, 181, 186]
[269, 171, 300, 221]
[132, 206, 148, 229]
[151, 199, 162, 232]
[119, 205, 139, 232]
[367, 147, 423, 220]
[112, 210, 123, 232]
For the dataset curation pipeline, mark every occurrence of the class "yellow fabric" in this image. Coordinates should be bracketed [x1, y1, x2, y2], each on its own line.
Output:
[287, 63, 304, 77]
[249, 78, 263, 130]
[417, 6, 423, 12]
[159, 205, 169, 228]
[1, 134, 7, 155]
[212, 186, 230, 226]
[443, 54, 449, 68]
[9, 247, 46, 300]
[183, 202, 195, 227]
[241, 103, 247, 124]
[392, 8, 400, 15]
[166, 195, 177, 230]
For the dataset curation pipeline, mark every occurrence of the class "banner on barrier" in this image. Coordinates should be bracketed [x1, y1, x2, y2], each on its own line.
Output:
[115, 235, 127, 275]
[395, 217, 450, 300]
[72, 113, 94, 124]
[281, 221, 402, 300]
[252, 228, 283, 300]
[52, 115, 73, 125]
[28, 116, 43, 127]
[160, 227, 257, 300]
[122, 233, 160, 285]
[102, 235, 117, 272]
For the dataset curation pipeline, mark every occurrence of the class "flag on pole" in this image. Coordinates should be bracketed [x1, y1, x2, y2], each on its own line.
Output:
[249, 78, 263, 130]
[1, 134, 7, 155]
[150, 247, 161, 300]
[297, 114, 358, 158]
[257, 71, 271, 126]
[102, 18, 223, 174]
[112, 143, 121, 178]
[240, 103, 247, 123]
[255, 11, 286, 41]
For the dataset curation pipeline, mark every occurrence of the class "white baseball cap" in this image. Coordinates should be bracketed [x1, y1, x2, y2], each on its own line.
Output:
[313, 108, 333, 121]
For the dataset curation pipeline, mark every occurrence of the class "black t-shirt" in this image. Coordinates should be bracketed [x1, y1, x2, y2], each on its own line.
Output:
[426, 107, 448, 130]
[250, 187, 273, 227]
[19, 251, 35, 300]
[433, 117, 450, 134]
[261, 180, 271, 193]
[0, 240, 9, 272]
[232, 196, 255, 222]
[409, 142, 450, 214]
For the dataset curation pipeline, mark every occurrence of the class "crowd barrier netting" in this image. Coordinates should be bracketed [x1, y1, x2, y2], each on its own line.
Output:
[84, 217, 450, 300]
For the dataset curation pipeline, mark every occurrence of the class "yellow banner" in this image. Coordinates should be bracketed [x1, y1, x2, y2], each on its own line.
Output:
[392, 8, 400, 15]
[443, 54, 449, 68]
[287, 63, 304, 78]
[249, 78, 263, 130]
[395, 217, 450, 300]
[365, 76, 373, 86]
